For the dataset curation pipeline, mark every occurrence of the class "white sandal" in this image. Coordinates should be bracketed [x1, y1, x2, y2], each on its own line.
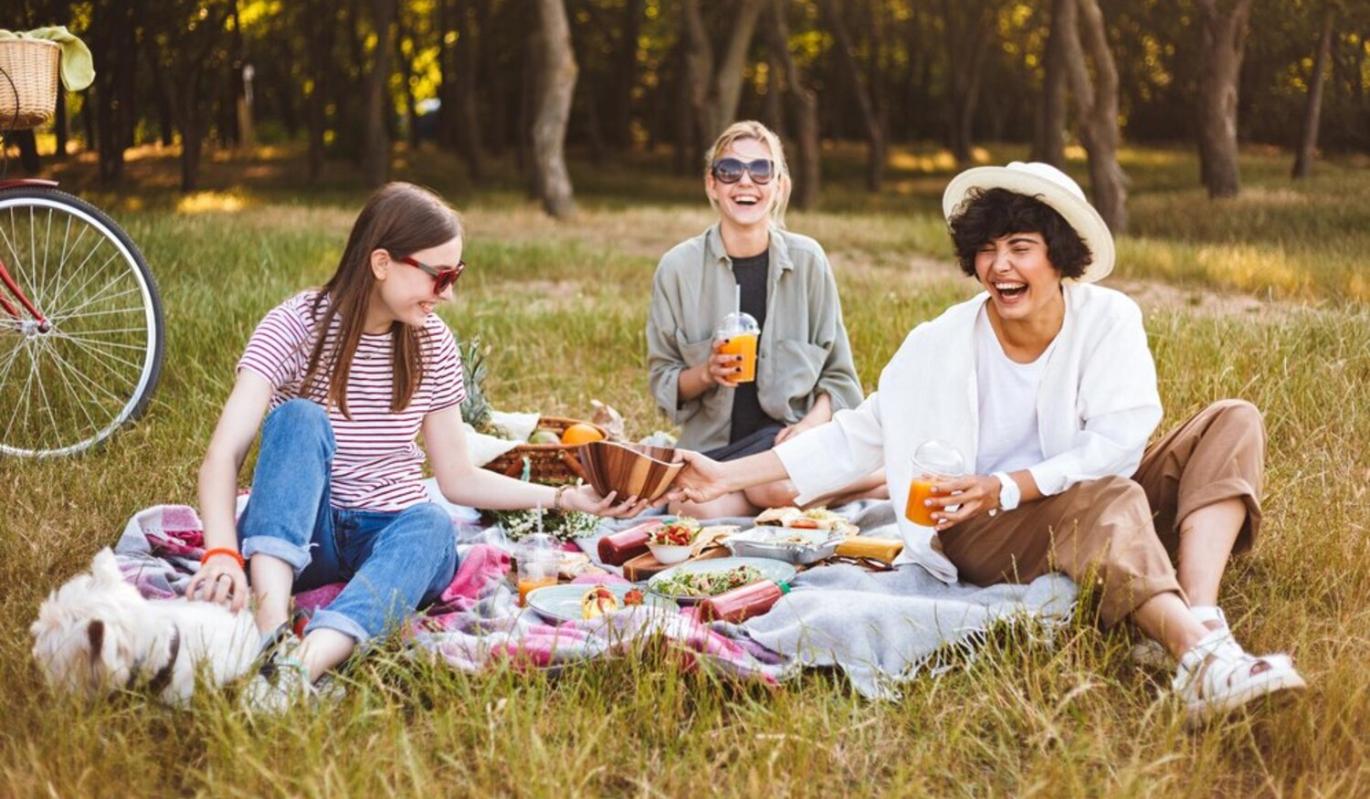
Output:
[1131, 605, 1292, 671]
[1173, 630, 1305, 725]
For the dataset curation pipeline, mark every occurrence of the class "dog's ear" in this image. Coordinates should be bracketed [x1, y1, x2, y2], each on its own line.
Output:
[90, 548, 123, 587]
[86, 620, 105, 663]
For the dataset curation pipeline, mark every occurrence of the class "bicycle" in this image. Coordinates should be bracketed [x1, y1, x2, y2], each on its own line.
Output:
[1, 37, 164, 457]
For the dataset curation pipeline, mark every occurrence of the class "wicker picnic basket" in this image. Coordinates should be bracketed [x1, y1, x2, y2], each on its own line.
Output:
[0, 38, 60, 131]
[481, 416, 607, 485]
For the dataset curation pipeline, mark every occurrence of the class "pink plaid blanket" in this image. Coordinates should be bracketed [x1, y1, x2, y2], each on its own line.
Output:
[112, 504, 787, 683]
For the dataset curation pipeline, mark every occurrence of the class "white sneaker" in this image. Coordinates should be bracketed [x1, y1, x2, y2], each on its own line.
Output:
[239, 639, 343, 715]
[1172, 630, 1306, 726]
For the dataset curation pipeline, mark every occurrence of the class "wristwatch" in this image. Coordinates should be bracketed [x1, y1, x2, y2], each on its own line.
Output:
[992, 472, 1021, 512]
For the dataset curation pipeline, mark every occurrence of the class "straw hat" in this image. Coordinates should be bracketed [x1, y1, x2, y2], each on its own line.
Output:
[941, 161, 1115, 283]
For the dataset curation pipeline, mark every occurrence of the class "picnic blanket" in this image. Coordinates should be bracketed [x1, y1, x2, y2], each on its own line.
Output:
[109, 497, 1076, 699]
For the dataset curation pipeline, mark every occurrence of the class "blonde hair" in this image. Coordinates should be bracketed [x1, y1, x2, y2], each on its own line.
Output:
[704, 120, 792, 228]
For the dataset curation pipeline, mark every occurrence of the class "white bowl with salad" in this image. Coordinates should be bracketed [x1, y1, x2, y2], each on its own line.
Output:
[646, 517, 701, 564]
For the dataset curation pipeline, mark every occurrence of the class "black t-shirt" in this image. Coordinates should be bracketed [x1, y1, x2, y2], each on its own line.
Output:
[728, 251, 781, 443]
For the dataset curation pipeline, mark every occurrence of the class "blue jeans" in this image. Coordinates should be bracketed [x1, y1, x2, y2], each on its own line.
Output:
[237, 399, 459, 644]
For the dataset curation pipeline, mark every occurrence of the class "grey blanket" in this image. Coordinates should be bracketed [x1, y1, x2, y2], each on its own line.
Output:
[602, 500, 1077, 701]
[736, 561, 1077, 700]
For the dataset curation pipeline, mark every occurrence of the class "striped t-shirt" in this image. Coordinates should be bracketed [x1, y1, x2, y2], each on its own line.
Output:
[237, 291, 466, 511]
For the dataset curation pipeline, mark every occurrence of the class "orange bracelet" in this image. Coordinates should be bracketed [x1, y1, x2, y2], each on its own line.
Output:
[201, 547, 245, 568]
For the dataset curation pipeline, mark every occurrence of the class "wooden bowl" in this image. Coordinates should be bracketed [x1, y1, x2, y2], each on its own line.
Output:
[576, 440, 684, 503]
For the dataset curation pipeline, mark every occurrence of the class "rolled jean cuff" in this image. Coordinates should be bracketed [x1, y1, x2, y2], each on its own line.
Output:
[240, 534, 311, 577]
[305, 608, 371, 646]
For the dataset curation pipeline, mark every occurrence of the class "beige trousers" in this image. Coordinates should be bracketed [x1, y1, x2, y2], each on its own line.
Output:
[937, 400, 1266, 626]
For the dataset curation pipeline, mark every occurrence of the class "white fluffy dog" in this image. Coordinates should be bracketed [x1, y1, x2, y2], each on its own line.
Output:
[31, 548, 260, 705]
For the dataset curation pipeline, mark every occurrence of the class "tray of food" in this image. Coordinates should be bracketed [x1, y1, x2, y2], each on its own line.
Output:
[525, 583, 676, 623]
[646, 556, 796, 605]
[723, 525, 842, 565]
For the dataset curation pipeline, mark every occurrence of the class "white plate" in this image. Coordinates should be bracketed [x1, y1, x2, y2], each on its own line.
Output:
[525, 583, 676, 623]
[647, 556, 797, 604]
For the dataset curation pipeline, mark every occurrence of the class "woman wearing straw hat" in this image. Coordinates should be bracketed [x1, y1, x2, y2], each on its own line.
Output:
[673, 161, 1305, 724]
[646, 120, 884, 517]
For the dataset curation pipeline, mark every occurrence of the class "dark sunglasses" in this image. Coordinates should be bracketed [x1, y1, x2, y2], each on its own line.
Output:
[395, 254, 466, 295]
[710, 157, 775, 185]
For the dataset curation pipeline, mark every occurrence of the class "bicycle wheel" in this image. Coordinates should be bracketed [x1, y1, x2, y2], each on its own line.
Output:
[0, 187, 164, 457]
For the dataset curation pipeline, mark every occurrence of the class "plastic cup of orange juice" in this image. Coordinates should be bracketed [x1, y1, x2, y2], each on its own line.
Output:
[905, 440, 967, 527]
[515, 533, 559, 607]
[714, 311, 759, 384]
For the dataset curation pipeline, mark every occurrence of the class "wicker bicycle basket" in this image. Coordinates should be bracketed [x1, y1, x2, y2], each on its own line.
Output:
[0, 38, 60, 131]
[481, 416, 606, 485]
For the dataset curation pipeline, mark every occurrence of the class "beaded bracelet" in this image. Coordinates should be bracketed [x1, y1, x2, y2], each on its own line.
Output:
[201, 547, 245, 569]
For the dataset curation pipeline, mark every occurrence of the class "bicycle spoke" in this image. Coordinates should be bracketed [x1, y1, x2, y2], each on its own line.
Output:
[30, 337, 65, 449]
[3, 346, 40, 449]
[52, 330, 151, 357]
[45, 304, 147, 322]
[45, 226, 108, 302]
[44, 339, 131, 407]
[51, 330, 148, 372]
[49, 279, 143, 324]
[41, 340, 105, 439]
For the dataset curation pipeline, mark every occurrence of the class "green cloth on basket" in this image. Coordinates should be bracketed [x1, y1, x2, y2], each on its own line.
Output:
[0, 27, 95, 92]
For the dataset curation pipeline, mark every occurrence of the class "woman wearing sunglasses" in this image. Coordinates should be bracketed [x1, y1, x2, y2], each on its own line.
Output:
[647, 120, 884, 517]
[188, 182, 650, 711]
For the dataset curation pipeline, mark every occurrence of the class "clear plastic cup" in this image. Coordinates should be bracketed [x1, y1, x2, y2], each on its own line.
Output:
[515, 533, 559, 606]
[905, 440, 967, 527]
[714, 311, 760, 384]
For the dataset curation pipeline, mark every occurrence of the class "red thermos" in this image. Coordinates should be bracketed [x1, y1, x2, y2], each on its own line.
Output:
[697, 580, 791, 623]
[597, 521, 656, 565]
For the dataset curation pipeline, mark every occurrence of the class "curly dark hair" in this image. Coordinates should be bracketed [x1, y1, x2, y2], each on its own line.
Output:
[947, 187, 1093, 280]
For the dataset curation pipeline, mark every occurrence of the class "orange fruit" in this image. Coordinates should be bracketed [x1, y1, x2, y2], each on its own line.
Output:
[561, 422, 605, 445]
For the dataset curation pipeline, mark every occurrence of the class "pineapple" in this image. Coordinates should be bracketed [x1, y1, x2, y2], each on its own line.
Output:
[457, 335, 494, 434]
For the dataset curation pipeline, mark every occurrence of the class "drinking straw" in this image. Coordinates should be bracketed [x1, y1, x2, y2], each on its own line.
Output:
[735, 285, 741, 316]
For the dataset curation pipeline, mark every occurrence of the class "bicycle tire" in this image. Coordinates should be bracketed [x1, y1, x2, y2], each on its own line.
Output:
[0, 187, 164, 457]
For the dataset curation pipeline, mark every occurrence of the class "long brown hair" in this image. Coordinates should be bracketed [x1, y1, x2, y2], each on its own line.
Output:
[300, 182, 463, 417]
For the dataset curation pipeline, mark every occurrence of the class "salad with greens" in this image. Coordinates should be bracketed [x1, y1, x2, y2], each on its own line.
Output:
[651, 564, 765, 598]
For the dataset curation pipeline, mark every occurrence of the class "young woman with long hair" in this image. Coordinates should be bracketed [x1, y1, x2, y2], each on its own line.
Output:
[187, 182, 647, 711]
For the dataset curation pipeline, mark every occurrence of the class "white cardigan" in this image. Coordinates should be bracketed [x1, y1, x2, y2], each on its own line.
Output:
[775, 283, 1164, 582]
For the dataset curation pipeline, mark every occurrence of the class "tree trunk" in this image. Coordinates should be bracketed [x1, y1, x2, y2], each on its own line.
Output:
[819, 0, 885, 191]
[1032, 0, 1070, 167]
[455, 0, 486, 180]
[609, 0, 642, 148]
[711, 0, 766, 135]
[1194, 0, 1253, 198]
[363, 0, 397, 187]
[1062, 0, 1128, 233]
[942, 0, 994, 166]
[764, 50, 786, 137]
[672, 40, 695, 173]
[395, 16, 420, 150]
[766, 0, 818, 209]
[681, 0, 715, 146]
[306, 0, 336, 182]
[531, 0, 578, 218]
[1292, 6, 1336, 179]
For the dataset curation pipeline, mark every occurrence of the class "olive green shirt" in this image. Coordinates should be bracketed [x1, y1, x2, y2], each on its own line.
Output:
[646, 224, 864, 452]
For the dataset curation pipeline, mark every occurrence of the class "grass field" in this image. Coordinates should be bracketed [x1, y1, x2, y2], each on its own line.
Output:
[2, 141, 1368, 796]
